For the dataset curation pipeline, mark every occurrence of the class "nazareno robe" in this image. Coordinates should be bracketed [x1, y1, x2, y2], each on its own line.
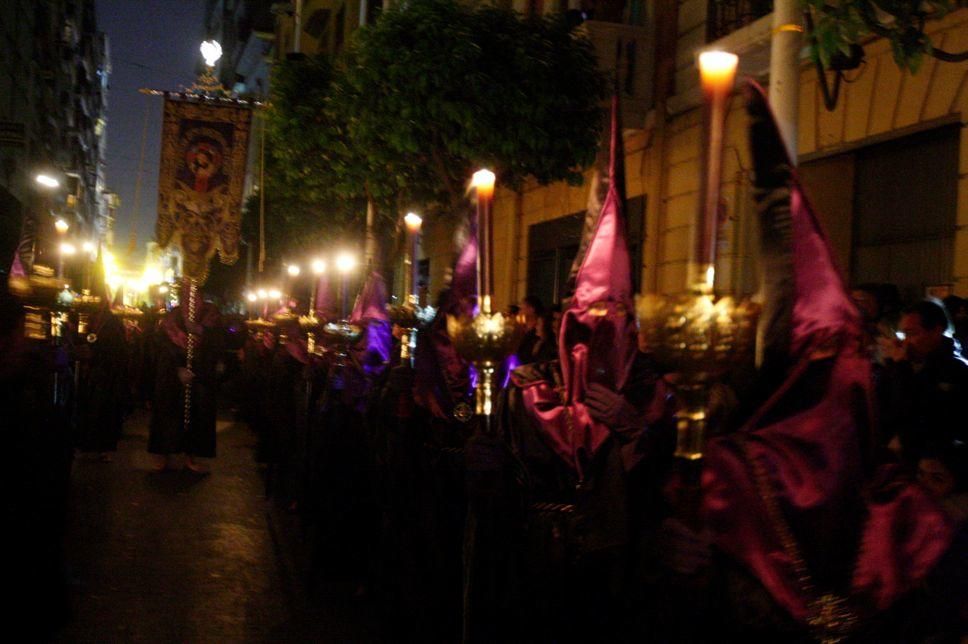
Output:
[74, 309, 128, 453]
[148, 303, 222, 458]
[465, 355, 674, 643]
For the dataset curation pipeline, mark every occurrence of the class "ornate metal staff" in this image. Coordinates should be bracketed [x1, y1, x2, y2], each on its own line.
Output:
[636, 51, 758, 462]
[183, 278, 198, 434]
[447, 170, 522, 431]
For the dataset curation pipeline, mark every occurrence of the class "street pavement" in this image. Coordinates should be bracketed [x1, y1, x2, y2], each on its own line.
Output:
[54, 409, 384, 643]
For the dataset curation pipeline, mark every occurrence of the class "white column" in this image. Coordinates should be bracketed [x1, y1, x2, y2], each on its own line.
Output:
[768, 0, 802, 164]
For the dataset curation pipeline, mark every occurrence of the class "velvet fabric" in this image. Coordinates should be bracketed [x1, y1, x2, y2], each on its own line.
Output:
[701, 81, 953, 626]
[413, 209, 476, 420]
[520, 95, 637, 473]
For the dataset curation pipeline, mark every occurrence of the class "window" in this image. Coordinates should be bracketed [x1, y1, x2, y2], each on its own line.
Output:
[526, 195, 644, 305]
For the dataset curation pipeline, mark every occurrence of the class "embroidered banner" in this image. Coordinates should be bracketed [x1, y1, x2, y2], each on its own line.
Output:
[155, 98, 252, 283]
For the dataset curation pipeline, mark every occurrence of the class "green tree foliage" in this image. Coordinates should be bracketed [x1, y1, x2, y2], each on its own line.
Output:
[265, 0, 605, 229]
[804, 0, 964, 74]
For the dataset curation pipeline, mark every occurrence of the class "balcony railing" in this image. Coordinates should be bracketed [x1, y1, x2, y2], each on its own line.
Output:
[707, 0, 772, 41]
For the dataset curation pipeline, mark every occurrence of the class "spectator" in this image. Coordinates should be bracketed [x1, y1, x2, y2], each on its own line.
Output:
[882, 299, 968, 464]
[515, 295, 545, 365]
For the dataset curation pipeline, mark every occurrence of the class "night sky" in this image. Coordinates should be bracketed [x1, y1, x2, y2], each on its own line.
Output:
[96, 0, 208, 258]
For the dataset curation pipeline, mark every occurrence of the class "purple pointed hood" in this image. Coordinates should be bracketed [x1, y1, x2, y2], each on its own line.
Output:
[518, 94, 637, 472]
[702, 81, 952, 629]
[413, 208, 477, 420]
[349, 271, 391, 380]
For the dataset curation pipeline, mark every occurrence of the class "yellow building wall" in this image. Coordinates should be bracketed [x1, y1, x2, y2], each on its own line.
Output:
[481, 8, 968, 310]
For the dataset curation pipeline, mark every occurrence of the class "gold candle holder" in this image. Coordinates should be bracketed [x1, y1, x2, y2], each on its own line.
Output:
[447, 296, 524, 419]
[636, 293, 759, 459]
[320, 320, 363, 369]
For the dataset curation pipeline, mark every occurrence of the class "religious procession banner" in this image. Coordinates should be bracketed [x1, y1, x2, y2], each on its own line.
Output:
[155, 98, 252, 283]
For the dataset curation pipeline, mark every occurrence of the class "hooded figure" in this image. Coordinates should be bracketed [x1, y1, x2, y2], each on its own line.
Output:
[465, 95, 674, 643]
[74, 249, 128, 456]
[370, 212, 479, 642]
[148, 280, 223, 468]
[701, 82, 954, 642]
[309, 270, 389, 591]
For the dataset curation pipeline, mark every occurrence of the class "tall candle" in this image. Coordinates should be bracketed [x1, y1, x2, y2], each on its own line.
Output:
[404, 212, 422, 306]
[472, 169, 495, 313]
[694, 50, 738, 293]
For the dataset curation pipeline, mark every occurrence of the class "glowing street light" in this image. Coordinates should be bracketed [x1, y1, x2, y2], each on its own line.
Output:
[335, 252, 357, 275]
[59, 242, 77, 256]
[246, 292, 258, 303]
[268, 288, 282, 300]
[35, 173, 60, 189]
[287, 263, 301, 277]
[311, 258, 327, 275]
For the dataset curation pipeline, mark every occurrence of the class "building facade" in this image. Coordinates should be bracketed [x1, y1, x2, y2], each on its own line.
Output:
[0, 0, 111, 274]
[484, 1, 968, 310]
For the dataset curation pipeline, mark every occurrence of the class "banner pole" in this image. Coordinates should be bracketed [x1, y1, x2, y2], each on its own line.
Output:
[183, 278, 198, 433]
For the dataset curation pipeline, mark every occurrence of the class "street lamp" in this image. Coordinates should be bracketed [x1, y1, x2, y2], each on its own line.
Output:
[35, 174, 60, 189]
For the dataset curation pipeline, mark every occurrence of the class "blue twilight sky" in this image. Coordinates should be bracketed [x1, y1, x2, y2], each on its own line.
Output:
[96, 0, 208, 256]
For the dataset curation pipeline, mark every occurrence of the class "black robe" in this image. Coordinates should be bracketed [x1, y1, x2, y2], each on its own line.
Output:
[148, 310, 222, 457]
[74, 310, 128, 452]
[465, 356, 674, 643]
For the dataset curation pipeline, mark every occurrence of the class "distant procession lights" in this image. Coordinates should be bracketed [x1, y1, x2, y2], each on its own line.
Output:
[246, 292, 258, 303]
[287, 264, 301, 277]
[59, 242, 77, 256]
[257, 288, 268, 299]
[82, 241, 96, 254]
[200, 40, 222, 67]
[36, 173, 60, 189]
[311, 258, 327, 275]
[268, 288, 282, 300]
[54, 218, 70, 234]
[335, 252, 357, 274]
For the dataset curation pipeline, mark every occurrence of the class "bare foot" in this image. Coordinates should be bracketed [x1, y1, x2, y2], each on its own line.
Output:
[186, 457, 210, 474]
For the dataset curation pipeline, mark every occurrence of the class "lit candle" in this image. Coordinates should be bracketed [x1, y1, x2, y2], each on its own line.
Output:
[310, 258, 326, 316]
[694, 50, 738, 293]
[471, 169, 496, 313]
[336, 251, 356, 320]
[403, 212, 422, 305]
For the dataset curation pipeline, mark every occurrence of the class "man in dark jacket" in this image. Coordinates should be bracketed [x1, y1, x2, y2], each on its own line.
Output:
[883, 298, 968, 464]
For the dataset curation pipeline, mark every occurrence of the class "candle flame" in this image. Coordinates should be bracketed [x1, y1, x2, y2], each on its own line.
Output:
[404, 212, 422, 233]
[471, 169, 496, 199]
[698, 50, 738, 90]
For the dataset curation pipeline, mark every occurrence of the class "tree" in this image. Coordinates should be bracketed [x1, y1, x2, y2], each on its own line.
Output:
[333, 0, 607, 216]
[804, 0, 968, 74]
